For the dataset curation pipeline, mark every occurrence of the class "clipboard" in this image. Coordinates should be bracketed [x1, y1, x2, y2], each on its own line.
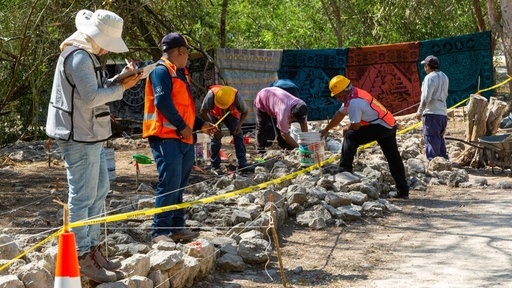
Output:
[113, 62, 158, 82]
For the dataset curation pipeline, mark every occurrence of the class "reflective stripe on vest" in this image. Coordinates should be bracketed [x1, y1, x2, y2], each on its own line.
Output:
[142, 58, 195, 143]
[347, 88, 396, 127]
[208, 85, 240, 119]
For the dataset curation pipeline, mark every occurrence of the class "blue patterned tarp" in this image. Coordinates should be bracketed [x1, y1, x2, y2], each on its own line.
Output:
[419, 31, 493, 108]
[278, 49, 348, 121]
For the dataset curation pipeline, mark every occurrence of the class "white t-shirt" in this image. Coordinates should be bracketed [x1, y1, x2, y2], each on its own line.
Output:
[345, 98, 392, 129]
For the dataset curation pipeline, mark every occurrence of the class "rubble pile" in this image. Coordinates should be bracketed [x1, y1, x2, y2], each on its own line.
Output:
[1, 116, 512, 287]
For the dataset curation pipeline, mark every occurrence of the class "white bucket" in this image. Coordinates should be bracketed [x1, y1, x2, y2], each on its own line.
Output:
[290, 123, 301, 143]
[297, 132, 324, 166]
[104, 147, 115, 185]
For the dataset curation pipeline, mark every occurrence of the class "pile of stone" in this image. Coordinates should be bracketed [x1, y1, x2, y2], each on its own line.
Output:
[1, 122, 512, 287]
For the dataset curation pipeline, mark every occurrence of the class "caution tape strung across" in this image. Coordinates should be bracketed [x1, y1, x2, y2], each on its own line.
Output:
[2, 75, 511, 272]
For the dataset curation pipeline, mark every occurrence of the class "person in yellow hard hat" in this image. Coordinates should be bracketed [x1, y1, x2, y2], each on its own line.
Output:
[321, 75, 409, 199]
[200, 85, 251, 174]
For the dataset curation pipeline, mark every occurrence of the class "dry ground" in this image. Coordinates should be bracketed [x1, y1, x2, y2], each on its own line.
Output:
[1, 116, 512, 288]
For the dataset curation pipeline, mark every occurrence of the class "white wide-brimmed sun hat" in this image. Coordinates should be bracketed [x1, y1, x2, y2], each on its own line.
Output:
[75, 9, 128, 53]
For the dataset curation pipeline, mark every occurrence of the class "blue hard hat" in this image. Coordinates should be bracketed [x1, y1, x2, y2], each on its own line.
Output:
[270, 79, 300, 97]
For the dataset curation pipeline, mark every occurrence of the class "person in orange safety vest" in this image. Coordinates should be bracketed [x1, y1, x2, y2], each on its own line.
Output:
[320, 75, 409, 199]
[143, 32, 217, 244]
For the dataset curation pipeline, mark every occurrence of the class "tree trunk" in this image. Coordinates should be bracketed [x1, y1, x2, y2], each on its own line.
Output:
[220, 0, 228, 48]
[454, 94, 488, 167]
[472, 0, 487, 32]
[454, 95, 509, 167]
[487, 0, 512, 94]
[502, 0, 512, 94]
[486, 97, 510, 135]
[465, 94, 489, 142]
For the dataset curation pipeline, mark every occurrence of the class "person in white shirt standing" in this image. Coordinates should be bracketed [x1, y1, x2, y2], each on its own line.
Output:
[416, 55, 449, 161]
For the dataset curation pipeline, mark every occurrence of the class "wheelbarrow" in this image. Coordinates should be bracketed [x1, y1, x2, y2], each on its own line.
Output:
[445, 133, 512, 175]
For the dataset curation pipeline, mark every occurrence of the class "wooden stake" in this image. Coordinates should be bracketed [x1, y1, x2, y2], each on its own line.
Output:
[269, 194, 287, 287]
[135, 160, 139, 188]
[452, 110, 455, 128]
[53, 199, 69, 233]
[47, 139, 51, 167]
[315, 151, 322, 177]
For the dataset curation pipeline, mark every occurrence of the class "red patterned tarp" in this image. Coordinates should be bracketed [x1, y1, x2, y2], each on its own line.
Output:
[345, 42, 420, 116]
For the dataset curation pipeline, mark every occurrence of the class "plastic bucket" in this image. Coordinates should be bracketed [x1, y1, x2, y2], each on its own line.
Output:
[195, 133, 211, 163]
[298, 132, 324, 166]
[290, 123, 301, 143]
[104, 147, 116, 185]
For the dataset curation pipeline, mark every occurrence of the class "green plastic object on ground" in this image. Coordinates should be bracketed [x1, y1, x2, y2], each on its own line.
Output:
[133, 154, 152, 164]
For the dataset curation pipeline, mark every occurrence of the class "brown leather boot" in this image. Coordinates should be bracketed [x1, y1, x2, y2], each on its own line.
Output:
[170, 229, 199, 243]
[78, 252, 117, 283]
[91, 245, 122, 271]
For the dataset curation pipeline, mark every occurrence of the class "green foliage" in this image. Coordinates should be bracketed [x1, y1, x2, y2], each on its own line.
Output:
[0, 0, 498, 145]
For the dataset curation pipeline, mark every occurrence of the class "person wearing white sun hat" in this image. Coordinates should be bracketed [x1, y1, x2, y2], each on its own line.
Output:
[45, 9, 140, 283]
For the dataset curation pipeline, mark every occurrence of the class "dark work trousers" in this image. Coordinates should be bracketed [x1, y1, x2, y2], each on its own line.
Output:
[341, 124, 409, 195]
[255, 108, 294, 153]
[208, 113, 247, 169]
[422, 114, 448, 161]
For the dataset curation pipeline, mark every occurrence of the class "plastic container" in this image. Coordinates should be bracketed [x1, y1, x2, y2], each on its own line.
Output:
[297, 132, 324, 166]
[104, 147, 116, 185]
[290, 123, 301, 143]
[195, 133, 211, 163]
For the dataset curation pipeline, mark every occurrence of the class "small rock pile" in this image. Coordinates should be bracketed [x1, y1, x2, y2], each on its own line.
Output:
[1, 122, 512, 287]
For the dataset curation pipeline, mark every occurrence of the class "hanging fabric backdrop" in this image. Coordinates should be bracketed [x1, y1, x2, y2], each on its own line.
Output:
[214, 31, 493, 122]
[418, 31, 493, 108]
[216, 48, 283, 124]
[277, 49, 348, 122]
[345, 42, 421, 116]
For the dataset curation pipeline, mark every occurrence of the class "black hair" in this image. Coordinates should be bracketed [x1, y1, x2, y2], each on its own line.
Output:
[291, 104, 308, 120]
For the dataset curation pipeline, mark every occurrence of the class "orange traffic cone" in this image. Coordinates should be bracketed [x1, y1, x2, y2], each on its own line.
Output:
[54, 232, 81, 287]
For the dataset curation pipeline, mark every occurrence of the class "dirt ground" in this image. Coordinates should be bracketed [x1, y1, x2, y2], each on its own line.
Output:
[1, 118, 512, 288]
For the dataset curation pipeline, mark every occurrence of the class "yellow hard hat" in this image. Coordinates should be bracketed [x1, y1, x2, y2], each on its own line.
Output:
[329, 75, 350, 96]
[214, 86, 236, 109]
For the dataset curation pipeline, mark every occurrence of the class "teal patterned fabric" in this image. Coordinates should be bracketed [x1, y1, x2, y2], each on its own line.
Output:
[212, 32, 493, 122]
[278, 49, 348, 121]
[418, 31, 493, 108]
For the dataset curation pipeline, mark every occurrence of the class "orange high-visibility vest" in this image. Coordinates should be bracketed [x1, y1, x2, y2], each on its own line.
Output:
[347, 88, 396, 127]
[208, 85, 240, 119]
[143, 58, 195, 144]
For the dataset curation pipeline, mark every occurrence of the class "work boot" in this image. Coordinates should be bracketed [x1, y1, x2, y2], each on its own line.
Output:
[91, 245, 122, 271]
[211, 167, 224, 175]
[152, 234, 174, 243]
[79, 252, 117, 283]
[170, 229, 199, 243]
[238, 164, 255, 174]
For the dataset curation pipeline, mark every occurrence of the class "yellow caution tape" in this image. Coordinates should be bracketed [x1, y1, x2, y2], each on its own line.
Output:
[0, 228, 63, 271]
[4, 74, 511, 272]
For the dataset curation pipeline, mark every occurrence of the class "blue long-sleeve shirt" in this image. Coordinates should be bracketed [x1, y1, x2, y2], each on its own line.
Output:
[149, 65, 204, 132]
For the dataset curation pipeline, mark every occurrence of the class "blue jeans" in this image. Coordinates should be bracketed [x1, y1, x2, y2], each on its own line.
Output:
[57, 140, 109, 255]
[422, 114, 448, 160]
[209, 114, 247, 168]
[148, 138, 194, 238]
